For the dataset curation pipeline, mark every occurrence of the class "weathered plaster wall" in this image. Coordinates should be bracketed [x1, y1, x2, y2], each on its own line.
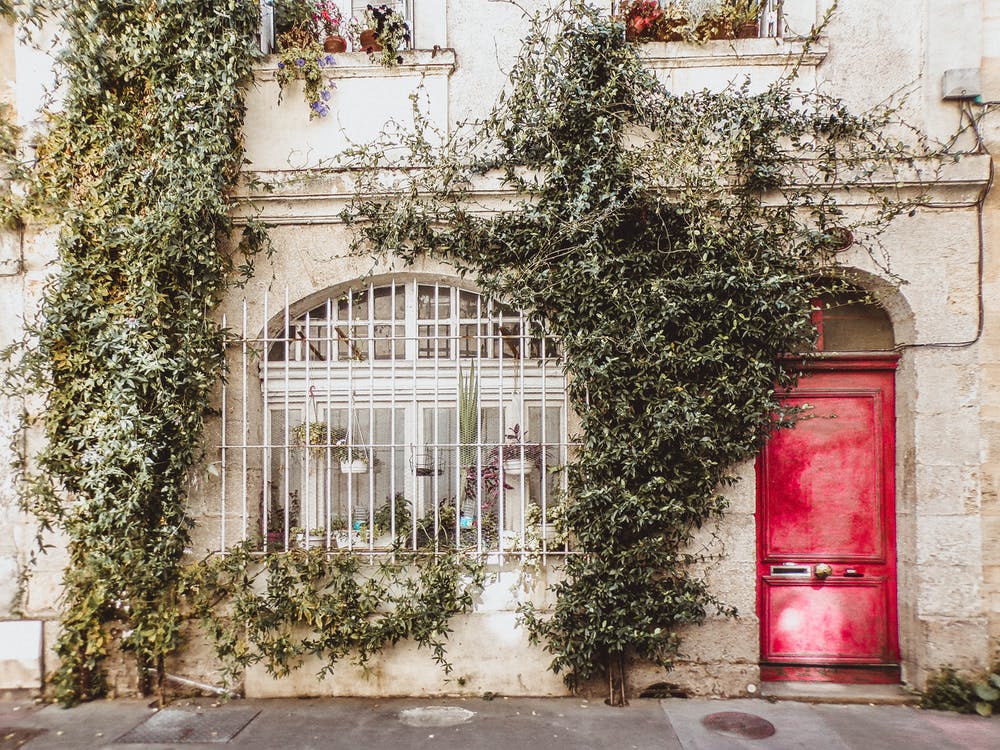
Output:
[1, 0, 997, 699]
[978, 0, 1000, 666]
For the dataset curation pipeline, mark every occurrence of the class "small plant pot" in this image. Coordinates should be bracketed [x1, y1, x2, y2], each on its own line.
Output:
[324, 34, 348, 53]
[503, 458, 534, 477]
[293, 531, 327, 550]
[358, 29, 382, 52]
[341, 458, 369, 474]
[735, 21, 759, 39]
[334, 529, 363, 549]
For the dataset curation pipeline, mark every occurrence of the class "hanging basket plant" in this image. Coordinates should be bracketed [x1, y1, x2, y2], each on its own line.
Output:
[275, 25, 337, 118]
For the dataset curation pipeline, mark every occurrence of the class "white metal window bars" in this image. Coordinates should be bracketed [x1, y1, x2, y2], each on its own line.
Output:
[218, 279, 573, 561]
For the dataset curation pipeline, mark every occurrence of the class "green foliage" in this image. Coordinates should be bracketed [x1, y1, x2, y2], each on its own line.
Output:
[458, 364, 478, 466]
[355, 3, 410, 67]
[183, 544, 486, 683]
[274, 25, 337, 118]
[616, 0, 761, 42]
[339, 1, 930, 700]
[922, 666, 1000, 717]
[4, 0, 267, 704]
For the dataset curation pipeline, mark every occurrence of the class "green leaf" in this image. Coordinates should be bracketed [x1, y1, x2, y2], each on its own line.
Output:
[974, 683, 1000, 702]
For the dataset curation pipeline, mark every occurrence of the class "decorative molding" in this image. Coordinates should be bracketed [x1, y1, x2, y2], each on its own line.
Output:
[232, 155, 992, 224]
[253, 49, 457, 82]
[638, 38, 827, 70]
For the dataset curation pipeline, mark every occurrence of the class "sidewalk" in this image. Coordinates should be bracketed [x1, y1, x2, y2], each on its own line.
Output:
[2, 694, 998, 750]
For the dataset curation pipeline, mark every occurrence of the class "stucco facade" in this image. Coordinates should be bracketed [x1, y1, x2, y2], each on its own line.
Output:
[1, 0, 999, 699]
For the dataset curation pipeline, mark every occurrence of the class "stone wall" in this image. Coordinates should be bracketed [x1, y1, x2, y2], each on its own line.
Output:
[0, 1, 997, 698]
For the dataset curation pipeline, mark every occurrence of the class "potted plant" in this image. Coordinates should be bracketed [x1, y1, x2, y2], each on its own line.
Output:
[351, 4, 411, 67]
[274, 25, 337, 118]
[338, 440, 370, 474]
[501, 424, 545, 477]
[726, 0, 762, 38]
[615, 1, 762, 43]
[292, 526, 328, 549]
[312, 0, 347, 52]
[291, 419, 346, 456]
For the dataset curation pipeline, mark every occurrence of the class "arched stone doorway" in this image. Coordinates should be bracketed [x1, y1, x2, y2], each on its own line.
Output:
[756, 287, 901, 683]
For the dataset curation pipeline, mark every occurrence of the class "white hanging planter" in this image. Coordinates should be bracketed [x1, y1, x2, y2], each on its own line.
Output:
[340, 458, 369, 474]
[503, 458, 534, 477]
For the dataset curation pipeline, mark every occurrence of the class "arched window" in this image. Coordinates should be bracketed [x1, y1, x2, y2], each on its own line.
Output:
[812, 288, 895, 352]
[258, 277, 569, 554]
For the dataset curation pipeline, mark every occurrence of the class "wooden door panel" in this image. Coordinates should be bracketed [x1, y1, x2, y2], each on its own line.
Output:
[757, 358, 899, 682]
[761, 392, 884, 560]
[761, 578, 892, 662]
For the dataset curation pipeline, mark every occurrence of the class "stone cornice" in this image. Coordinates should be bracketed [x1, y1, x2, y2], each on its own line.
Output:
[231, 155, 992, 225]
[637, 37, 827, 70]
[253, 48, 457, 82]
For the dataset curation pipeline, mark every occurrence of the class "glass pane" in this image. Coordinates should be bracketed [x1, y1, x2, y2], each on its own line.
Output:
[820, 293, 894, 351]
[459, 290, 480, 318]
[418, 284, 450, 319]
[418, 324, 451, 358]
[337, 324, 370, 361]
[371, 323, 405, 360]
[495, 321, 523, 359]
[338, 289, 369, 321]
[305, 302, 328, 320]
[373, 285, 405, 320]
[459, 323, 487, 358]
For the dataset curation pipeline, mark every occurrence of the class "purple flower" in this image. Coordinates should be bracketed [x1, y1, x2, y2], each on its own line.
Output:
[320, 89, 331, 101]
[323, 54, 335, 66]
[277, 61, 285, 69]
[310, 101, 330, 117]
[294, 57, 306, 67]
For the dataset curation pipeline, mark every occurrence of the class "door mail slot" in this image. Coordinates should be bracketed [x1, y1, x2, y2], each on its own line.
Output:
[770, 564, 812, 577]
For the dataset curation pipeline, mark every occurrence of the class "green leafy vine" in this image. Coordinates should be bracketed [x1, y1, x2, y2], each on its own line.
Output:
[183, 545, 486, 686]
[338, 1, 934, 702]
[3, 0, 266, 704]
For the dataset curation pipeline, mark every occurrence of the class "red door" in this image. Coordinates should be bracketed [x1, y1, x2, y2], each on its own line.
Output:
[757, 356, 899, 683]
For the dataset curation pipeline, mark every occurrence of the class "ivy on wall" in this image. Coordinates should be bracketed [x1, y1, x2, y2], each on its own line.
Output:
[184, 544, 486, 686]
[3, 0, 267, 704]
[340, 1, 930, 703]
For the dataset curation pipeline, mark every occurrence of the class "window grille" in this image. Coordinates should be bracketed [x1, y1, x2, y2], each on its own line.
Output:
[218, 279, 574, 560]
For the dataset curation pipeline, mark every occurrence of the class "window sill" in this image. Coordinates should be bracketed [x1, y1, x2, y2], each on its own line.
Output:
[254, 48, 457, 81]
[636, 37, 827, 70]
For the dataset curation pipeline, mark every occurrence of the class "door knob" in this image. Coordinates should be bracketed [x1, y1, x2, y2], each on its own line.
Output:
[814, 563, 833, 579]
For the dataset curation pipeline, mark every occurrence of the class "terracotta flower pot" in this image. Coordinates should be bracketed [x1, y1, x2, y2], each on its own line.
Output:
[324, 34, 348, 53]
[359, 29, 383, 52]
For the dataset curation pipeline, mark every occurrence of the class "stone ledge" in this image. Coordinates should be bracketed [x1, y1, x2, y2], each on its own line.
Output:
[254, 48, 457, 82]
[637, 37, 827, 70]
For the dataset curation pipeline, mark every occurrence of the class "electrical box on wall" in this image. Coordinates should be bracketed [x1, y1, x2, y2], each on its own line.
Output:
[942, 68, 982, 100]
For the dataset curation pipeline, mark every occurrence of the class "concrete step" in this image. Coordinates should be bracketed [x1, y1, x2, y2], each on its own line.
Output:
[759, 682, 919, 705]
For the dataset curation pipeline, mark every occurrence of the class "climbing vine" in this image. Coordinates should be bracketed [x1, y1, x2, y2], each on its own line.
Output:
[3, 0, 266, 704]
[339, 1, 932, 702]
[184, 544, 486, 686]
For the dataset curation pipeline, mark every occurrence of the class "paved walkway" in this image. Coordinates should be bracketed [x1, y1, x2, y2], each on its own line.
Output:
[1, 695, 998, 749]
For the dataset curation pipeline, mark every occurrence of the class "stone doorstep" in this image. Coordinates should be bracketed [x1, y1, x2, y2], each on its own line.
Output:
[759, 682, 919, 705]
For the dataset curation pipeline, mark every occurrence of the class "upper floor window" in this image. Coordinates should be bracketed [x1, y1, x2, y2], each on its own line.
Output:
[261, 0, 413, 54]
